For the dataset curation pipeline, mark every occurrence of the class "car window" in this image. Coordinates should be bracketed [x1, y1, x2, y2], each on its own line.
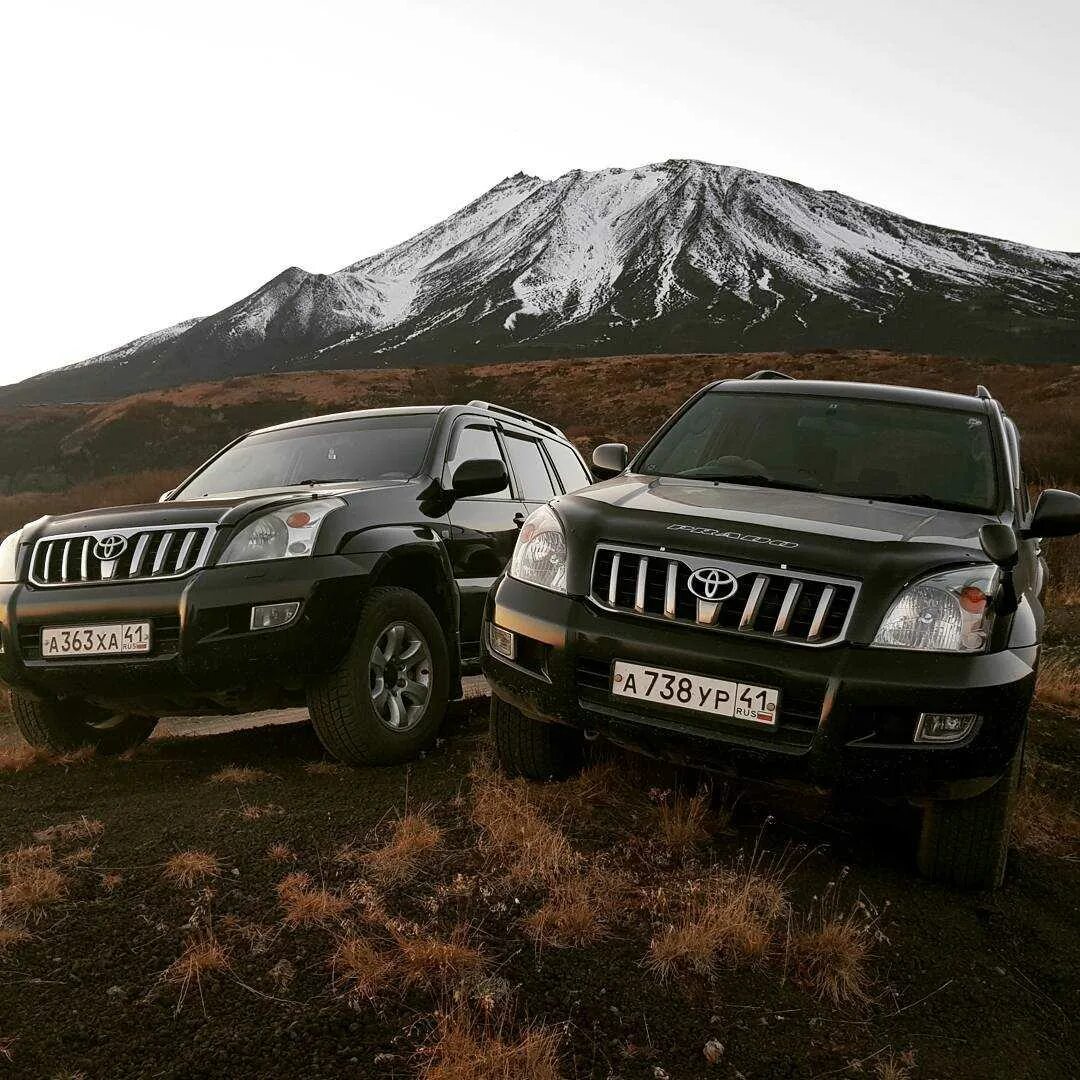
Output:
[505, 434, 557, 502]
[445, 424, 510, 499]
[545, 439, 593, 493]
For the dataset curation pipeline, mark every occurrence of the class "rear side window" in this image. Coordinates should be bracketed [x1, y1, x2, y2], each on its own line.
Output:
[505, 434, 556, 502]
[545, 440, 593, 493]
[445, 424, 510, 499]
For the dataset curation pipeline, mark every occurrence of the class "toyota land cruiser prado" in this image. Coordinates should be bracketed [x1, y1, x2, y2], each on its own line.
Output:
[482, 373, 1080, 888]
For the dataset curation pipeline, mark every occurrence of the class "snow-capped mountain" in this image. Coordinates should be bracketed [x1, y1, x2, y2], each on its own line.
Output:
[7, 160, 1080, 404]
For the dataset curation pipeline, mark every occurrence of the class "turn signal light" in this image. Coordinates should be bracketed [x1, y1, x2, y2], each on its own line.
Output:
[285, 511, 312, 529]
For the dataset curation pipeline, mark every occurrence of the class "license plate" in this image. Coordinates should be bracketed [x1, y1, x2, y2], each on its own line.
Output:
[611, 660, 779, 726]
[41, 622, 152, 659]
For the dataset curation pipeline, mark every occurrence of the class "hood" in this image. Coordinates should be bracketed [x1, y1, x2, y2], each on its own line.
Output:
[578, 475, 995, 547]
[24, 480, 408, 541]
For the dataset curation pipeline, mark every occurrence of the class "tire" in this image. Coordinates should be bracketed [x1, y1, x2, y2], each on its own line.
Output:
[8, 690, 157, 755]
[490, 694, 584, 780]
[307, 587, 450, 766]
[917, 748, 1022, 890]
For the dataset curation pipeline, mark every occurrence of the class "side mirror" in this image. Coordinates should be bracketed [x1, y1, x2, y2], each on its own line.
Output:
[1022, 488, 1080, 540]
[451, 458, 508, 499]
[979, 523, 1019, 568]
[592, 443, 629, 480]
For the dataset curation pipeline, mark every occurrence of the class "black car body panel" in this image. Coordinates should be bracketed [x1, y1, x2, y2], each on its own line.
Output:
[483, 378, 1051, 803]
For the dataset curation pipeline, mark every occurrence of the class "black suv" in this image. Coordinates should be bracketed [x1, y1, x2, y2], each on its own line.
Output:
[482, 373, 1080, 888]
[0, 402, 592, 764]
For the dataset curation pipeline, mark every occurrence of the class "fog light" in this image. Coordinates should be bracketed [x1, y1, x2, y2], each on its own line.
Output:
[487, 622, 516, 660]
[915, 712, 980, 744]
[250, 601, 301, 631]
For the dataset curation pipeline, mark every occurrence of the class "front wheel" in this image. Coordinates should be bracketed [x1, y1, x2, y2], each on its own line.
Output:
[307, 587, 450, 766]
[917, 748, 1022, 890]
[9, 690, 157, 755]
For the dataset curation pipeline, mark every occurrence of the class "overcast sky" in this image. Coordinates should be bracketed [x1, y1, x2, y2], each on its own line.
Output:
[3, 0, 1077, 383]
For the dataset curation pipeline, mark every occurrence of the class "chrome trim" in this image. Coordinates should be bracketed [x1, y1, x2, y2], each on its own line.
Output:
[773, 580, 803, 636]
[633, 556, 648, 613]
[30, 524, 217, 587]
[607, 552, 620, 606]
[588, 541, 861, 648]
[739, 575, 769, 630]
[663, 561, 678, 619]
[807, 585, 835, 643]
[151, 532, 174, 576]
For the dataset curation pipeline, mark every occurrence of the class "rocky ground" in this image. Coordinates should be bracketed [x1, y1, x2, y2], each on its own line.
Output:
[0, 685, 1077, 1079]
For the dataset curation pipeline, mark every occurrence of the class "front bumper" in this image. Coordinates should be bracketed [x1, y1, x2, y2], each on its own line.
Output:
[481, 575, 1036, 801]
[0, 554, 380, 713]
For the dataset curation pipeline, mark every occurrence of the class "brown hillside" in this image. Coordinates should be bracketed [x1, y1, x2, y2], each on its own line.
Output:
[2, 350, 1078, 538]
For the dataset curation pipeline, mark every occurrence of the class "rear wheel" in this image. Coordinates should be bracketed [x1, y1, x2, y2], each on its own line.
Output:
[307, 587, 450, 766]
[8, 690, 156, 755]
[490, 694, 584, 780]
[917, 748, 1022, 890]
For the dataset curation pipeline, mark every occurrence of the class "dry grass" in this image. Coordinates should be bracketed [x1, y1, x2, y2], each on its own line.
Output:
[53, 746, 96, 767]
[163, 934, 230, 1012]
[266, 842, 297, 863]
[653, 790, 718, 852]
[32, 817, 104, 846]
[209, 765, 274, 785]
[646, 862, 788, 981]
[0, 743, 50, 773]
[239, 802, 283, 821]
[276, 872, 351, 927]
[788, 888, 879, 1007]
[417, 1008, 563, 1080]
[395, 926, 487, 992]
[304, 760, 347, 777]
[470, 765, 577, 885]
[873, 1050, 916, 1080]
[1013, 785, 1080, 858]
[329, 935, 397, 1001]
[1036, 651, 1080, 710]
[0, 926, 31, 952]
[0, 1036, 14, 1064]
[524, 867, 628, 949]
[0, 864, 67, 921]
[99, 872, 123, 892]
[163, 850, 222, 888]
[345, 809, 442, 886]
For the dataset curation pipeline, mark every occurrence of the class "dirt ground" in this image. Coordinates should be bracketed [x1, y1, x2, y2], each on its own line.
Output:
[0, 679, 1077, 1078]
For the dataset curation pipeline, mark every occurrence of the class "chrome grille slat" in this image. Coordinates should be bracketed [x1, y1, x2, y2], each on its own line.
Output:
[30, 525, 216, 587]
[589, 543, 859, 648]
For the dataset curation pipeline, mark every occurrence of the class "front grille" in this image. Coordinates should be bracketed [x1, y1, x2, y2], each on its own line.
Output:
[30, 526, 215, 587]
[590, 544, 858, 646]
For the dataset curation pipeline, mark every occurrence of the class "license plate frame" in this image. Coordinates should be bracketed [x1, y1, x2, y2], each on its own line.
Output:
[41, 622, 153, 660]
[611, 660, 780, 726]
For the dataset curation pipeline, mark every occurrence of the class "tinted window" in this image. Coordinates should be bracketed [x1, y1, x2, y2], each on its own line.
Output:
[505, 434, 556, 501]
[639, 392, 998, 514]
[545, 440, 593, 493]
[176, 414, 436, 498]
[446, 424, 509, 499]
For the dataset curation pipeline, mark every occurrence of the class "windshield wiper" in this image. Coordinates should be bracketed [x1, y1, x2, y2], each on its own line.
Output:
[297, 477, 357, 486]
[671, 472, 823, 494]
[859, 492, 988, 514]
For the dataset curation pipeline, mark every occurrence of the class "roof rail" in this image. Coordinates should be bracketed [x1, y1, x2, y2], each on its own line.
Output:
[976, 384, 992, 400]
[744, 369, 795, 381]
[466, 400, 564, 437]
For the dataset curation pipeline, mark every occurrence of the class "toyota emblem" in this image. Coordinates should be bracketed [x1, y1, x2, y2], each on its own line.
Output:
[687, 567, 738, 602]
[93, 534, 129, 562]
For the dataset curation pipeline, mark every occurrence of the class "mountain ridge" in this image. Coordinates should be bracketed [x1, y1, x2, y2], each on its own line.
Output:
[7, 159, 1079, 405]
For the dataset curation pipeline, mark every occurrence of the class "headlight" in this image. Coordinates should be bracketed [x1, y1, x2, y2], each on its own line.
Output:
[873, 565, 998, 653]
[218, 499, 343, 566]
[0, 529, 22, 583]
[510, 504, 569, 594]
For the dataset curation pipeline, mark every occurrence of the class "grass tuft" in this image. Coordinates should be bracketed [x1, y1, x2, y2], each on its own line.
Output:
[163, 934, 230, 1012]
[395, 926, 487, 993]
[266, 842, 297, 863]
[0, 744, 50, 773]
[347, 809, 442, 886]
[329, 935, 397, 1000]
[525, 867, 627, 948]
[209, 765, 274, 785]
[163, 851, 222, 888]
[417, 1008, 562, 1080]
[653, 789, 717, 852]
[276, 872, 351, 927]
[0, 926, 32, 953]
[32, 817, 104, 846]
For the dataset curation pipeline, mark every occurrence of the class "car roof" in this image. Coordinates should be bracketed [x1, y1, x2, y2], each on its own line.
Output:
[709, 378, 989, 412]
[247, 403, 573, 441]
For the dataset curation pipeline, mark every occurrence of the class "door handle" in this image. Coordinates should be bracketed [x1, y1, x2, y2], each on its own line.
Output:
[513, 512, 527, 528]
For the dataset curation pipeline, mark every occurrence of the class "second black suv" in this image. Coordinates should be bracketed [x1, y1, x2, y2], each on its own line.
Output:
[0, 402, 592, 764]
[482, 373, 1080, 889]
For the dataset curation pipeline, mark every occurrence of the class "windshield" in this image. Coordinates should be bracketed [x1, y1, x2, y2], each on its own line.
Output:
[638, 392, 999, 513]
[174, 414, 437, 498]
